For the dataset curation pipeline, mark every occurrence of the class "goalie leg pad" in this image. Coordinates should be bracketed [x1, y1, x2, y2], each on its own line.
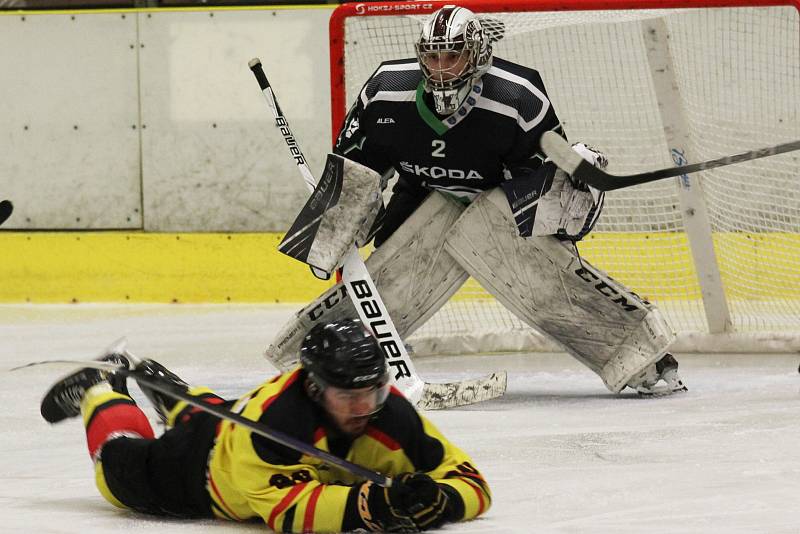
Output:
[265, 192, 469, 371]
[444, 188, 674, 393]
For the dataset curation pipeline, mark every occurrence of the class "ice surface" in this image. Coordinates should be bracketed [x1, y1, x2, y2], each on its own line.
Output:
[1, 304, 799, 533]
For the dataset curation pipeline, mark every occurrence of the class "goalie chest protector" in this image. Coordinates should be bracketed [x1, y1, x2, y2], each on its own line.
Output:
[335, 57, 561, 201]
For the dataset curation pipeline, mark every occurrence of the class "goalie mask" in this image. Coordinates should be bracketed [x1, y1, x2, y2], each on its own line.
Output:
[416, 5, 492, 115]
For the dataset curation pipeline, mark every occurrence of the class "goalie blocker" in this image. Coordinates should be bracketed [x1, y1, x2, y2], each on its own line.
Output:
[278, 154, 383, 278]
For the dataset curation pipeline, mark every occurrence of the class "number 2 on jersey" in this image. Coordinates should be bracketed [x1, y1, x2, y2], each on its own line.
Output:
[431, 139, 446, 158]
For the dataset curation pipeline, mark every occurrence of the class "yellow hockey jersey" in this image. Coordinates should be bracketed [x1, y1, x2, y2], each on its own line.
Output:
[206, 367, 491, 532]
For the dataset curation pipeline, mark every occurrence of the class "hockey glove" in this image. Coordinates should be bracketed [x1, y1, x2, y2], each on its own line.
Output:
[357, 480, 419, 532]
[391, 472, 451, 531]
[569, 142, 608, 190]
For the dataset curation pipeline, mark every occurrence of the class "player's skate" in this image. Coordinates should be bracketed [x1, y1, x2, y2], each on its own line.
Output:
[131, 359, 190, 423]
[627, 353, 688, 396]
[40, 351, 131, 424]
[92, 341, 191, 422]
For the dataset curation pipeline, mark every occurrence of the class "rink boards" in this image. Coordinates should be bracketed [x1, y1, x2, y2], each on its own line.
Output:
[0, 231, 796, 304]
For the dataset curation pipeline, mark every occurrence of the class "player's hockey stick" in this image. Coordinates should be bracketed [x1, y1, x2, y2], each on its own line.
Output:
[248, 58, 506, 410]
[540, 130, 800, 192]
[14, 358, 392, 487]
[0, 200, 13, 226]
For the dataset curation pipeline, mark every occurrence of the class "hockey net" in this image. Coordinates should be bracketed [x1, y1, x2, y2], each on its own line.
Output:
[330, 0, 800, 354]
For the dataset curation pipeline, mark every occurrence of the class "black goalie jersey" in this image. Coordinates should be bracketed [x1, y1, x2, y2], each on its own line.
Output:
[334, 56, 562, 202]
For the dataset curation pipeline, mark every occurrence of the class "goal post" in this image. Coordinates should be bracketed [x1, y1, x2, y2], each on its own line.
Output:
[329, 0, 800, 355]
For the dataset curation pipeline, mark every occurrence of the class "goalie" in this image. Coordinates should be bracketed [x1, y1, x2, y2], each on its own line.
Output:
[268, 4, 687, 396]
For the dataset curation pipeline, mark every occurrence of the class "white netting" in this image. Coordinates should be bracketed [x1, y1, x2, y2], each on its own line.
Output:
[335, 5, 800, 353]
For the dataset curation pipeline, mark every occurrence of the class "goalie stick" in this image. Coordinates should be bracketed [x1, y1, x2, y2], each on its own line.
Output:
[13, 357, 392, 487]
[248, 58, 507, 410]
[0, 200, 12, 226]
[540, 130, 800, 192]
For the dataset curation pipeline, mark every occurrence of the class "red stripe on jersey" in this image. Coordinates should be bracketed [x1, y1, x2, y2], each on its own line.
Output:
[261, 370, 301, 412]
[313, 426, 326, 444]
[459, 469, 488, 488]
[389, 386, 405, 398]
[177, 393, 227, 423]
[303, 484, 324, 533]
[208, 474, 243, 521]
[268, 482, 309, 531]
[463, 478, 487, 516]
[86, 402, 153, 459]
[366, 426, 401, 451]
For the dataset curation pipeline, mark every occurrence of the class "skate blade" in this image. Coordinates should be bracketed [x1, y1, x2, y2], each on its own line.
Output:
[636, 383, 688, 397]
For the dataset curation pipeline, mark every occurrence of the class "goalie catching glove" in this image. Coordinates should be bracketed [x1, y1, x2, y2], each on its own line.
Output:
[567, 142, 608, 190]
[502, 140, 608, 241]
[534, 141, 607, 240]
[357, 472, 452, 532]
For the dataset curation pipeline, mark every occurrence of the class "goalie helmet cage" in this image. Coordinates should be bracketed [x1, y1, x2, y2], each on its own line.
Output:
[329, 0, 800, 355]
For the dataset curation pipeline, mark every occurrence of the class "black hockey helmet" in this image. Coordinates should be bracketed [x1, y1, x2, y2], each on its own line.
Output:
[300, 319, 388, 391]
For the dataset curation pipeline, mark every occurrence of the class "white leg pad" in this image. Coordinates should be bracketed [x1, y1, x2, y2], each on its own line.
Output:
[445, 188, 675, 393]
[265, 192, 468, 371]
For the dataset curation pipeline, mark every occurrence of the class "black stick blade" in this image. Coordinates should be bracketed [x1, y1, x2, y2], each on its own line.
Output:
[0, 200, 13, 226]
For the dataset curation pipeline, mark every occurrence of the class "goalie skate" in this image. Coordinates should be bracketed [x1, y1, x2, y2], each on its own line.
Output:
[628, 354, 688, 396]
